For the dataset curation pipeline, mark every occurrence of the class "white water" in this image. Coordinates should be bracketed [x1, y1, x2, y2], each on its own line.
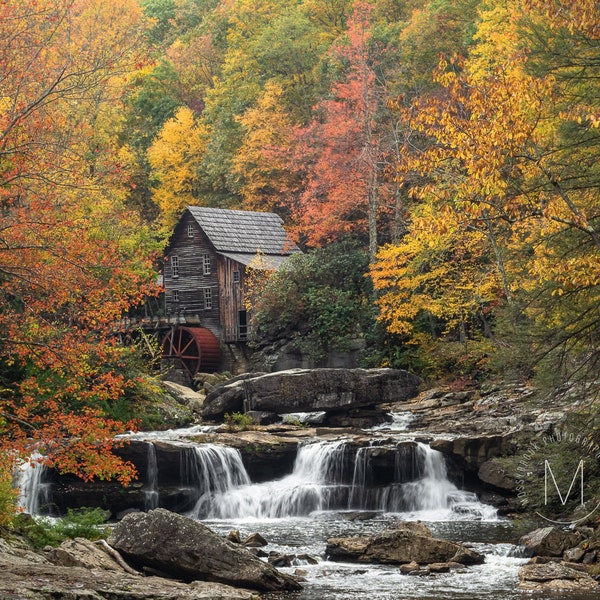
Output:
[400, 443, 498, 521]
[183, 444, 250, 515]
[190, 440, 348, 519]
[15, 454, 50, 515]
[117, 423, 218, 441]
[188, 440, 497, 522]
[143, 442, 160, 510]
[370, 411, 415, 431]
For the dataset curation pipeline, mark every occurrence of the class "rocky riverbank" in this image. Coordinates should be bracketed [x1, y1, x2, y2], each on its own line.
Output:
[0, 509, 300, 599]
[11, 369, 600, 597]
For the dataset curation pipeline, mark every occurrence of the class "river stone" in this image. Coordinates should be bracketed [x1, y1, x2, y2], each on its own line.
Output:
[519, 527, 583, 557]
[108, 509, 301, 592]
[202, 368, 421, 420]
[326, 522, 484, 566]
[519, 562, 600, 592]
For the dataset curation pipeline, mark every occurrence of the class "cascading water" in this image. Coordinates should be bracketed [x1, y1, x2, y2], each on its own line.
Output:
[143, 442, 160, 511]
[15, 454, 51, 515]
[187, 439, 496, 521]
[183, 444, 250, 517]
[400, 443, 497, 519]
[191, 440, 348, 519]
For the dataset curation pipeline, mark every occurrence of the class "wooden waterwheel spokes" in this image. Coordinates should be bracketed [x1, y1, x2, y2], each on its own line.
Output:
[161, 326, 220, 376]
[162, 327, 202, 377]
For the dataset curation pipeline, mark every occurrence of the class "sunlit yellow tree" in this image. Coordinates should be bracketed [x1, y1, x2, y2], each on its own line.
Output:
[147, 106, 207, 226]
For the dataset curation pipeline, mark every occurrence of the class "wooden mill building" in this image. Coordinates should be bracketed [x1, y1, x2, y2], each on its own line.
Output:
[162, 206, 300, 376]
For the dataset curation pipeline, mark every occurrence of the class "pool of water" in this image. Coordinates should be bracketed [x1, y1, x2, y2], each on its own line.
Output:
[203, 512, 535, 600]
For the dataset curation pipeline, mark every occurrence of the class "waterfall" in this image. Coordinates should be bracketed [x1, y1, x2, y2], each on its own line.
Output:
[183, 444, 251, 517]
[143, 442, 160, 511]
[348, 445, 372, 508]
[183, 439, 496, 521]
[399, 443, 497, 519]
[191, 440, 348, 519]
[15, 454, 51, 515]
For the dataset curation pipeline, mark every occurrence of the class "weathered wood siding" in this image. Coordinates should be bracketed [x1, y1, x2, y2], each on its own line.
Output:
[164, 213, 221, 336]
[218, 256, 247, 342]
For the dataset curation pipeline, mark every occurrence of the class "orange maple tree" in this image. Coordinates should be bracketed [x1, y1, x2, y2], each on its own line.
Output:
[289, 1, 395, 258]
[0, 0, 157, 486]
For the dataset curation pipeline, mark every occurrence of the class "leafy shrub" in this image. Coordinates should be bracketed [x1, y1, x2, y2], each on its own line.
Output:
[0, 464, 18, 528]
[223, 412, 256, 432]
[249, 240, 375, 361]
[16, 507, 109, 549]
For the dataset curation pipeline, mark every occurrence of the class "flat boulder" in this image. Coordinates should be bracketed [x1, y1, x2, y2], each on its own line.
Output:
[326, 521, 484, 566]
[203, 368, 421, 420]
[519, 562, 600, 593]
[108, 509, 301, 592]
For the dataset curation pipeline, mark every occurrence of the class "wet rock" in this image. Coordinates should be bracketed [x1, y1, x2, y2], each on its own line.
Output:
[582, 550, 597, 564]
[228, 530, 242, 543]
[430, 435, 507, 471]
[268, 552, 293, 567]
[297, 554, 319, 565]
[243, 532, 268, 547]
[564, 547, 586, 563]
[400, 560, 420, 574]
[519, 562, 600, 592]
[108, 509, 301, 592]
[519, 527, 583, 557]
[325, 521, 484, 566]
[246, 410, 278, 425]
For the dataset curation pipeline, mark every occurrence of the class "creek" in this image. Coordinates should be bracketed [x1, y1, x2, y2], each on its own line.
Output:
[17, 416, 540, 599]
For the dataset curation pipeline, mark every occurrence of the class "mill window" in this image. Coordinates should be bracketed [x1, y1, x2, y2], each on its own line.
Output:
[203, 287, 213, 310]
[171, 255, 179, 278]
[203, 253, 211, 275]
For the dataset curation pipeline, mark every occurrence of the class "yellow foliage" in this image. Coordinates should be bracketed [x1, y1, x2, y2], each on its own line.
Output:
[371, 203, 502, 337]
[147, 106, 207, 226]
[231, 82, 295, 211]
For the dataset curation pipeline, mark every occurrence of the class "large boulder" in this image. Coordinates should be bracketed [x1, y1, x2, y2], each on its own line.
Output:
[108, 509, 301, 592]
[519, 527, 583, 557]
[202, 368, 421, 420]
[326, 521, 484, 566]
[0, 533, 256, 599]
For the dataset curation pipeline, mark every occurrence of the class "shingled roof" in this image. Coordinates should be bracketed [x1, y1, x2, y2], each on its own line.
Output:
[187, 206, 299, 255]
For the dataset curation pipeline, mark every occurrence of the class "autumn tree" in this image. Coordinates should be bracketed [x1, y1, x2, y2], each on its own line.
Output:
[230, 82, 302, 213]
[373, 0, 600, 381]
[290, 1, 397, 259]
[147, 106, 207, 227]
[0, 0, 158, 486]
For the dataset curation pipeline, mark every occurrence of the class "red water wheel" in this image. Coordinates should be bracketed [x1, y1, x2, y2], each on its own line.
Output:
[162, 327, 220, 376]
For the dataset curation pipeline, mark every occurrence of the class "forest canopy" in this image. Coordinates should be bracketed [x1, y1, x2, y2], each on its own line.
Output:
[0, 0, 598, 490]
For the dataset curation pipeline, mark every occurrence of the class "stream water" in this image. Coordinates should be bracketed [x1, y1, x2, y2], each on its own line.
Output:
[177, 437, 529, 599]
[17, 419, 590, 599]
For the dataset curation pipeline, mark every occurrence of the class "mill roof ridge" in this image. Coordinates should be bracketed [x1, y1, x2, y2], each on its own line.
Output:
[187, 206, 299, 255]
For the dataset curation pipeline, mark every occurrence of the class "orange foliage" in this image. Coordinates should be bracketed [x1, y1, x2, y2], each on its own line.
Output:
[0, 0, 156, 485]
